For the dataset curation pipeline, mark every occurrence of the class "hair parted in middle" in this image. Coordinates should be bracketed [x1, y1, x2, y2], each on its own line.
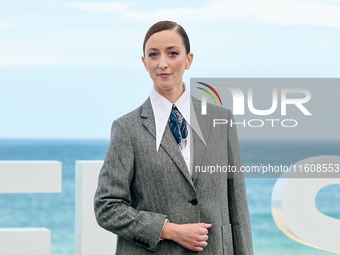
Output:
[143, 20, 190, 56]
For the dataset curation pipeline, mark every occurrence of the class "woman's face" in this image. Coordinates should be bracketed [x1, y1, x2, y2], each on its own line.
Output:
[142, 29, 193, 96]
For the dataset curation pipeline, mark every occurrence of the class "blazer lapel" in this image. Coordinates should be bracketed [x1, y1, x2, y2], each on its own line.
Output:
[141, 98, 157, 140]
[141, 98, 196, 191]
[161, 125, 196, 189]
[191, 97, 211, 182]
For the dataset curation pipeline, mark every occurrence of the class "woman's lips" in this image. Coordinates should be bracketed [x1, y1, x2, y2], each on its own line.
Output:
[158, 73, 171, 78]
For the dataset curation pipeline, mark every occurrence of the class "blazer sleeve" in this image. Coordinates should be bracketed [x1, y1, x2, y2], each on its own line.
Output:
[94, 118, 167, 252]
[227, 110, 254, 255]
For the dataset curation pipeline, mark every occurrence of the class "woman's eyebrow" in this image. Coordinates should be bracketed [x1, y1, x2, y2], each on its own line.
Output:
[147, 46, 180, 52]
[147, 48, 159, 52]
[166, 46, 180, 50]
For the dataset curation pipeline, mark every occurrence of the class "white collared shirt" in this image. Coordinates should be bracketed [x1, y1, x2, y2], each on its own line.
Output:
[149, 83, 206, 176]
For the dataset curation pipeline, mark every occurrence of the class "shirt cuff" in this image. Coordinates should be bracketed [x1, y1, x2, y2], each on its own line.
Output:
[158, 219, 169, 242]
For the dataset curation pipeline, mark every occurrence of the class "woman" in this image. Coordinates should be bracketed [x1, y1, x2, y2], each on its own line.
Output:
[94, 20, 253, 254]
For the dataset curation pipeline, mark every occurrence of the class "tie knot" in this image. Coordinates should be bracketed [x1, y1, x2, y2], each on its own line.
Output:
[168, 104, 188, 148]
[171, 105, 183, 122]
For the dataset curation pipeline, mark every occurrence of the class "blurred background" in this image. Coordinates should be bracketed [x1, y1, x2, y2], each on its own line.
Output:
[1, 0, 340, 139]
[1, 0, 339, 254]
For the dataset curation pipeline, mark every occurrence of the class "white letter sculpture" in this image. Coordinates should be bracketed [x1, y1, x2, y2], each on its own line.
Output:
[272, 156, 340, 254]
[0, 161, 62, 255]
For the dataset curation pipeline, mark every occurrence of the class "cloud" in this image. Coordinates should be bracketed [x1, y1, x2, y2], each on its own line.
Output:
[70, 2, 126, 12]
[0, 30, 143, 67]
[0, 22, 10, 28]
[0, 51, 90, 66]
[69, 0, 340, 27]
[2, 0, 339, 67]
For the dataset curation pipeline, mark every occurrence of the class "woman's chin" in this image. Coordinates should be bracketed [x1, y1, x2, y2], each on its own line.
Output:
[154, 81, 183, 92]
[154, 84, 174, 92]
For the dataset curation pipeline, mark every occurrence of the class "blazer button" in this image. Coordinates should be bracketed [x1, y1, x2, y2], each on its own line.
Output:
[190, 199, 198, 205]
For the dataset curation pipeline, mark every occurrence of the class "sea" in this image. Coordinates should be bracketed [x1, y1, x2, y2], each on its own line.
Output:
[0, 139, 339, 255]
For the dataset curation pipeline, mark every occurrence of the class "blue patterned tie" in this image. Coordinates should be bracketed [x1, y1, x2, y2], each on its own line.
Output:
[168, 104, 188, 149]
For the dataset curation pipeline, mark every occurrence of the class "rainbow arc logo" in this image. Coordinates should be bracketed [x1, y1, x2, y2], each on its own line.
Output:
[196, 82, 223, 106]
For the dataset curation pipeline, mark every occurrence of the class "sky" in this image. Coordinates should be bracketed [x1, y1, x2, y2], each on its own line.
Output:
[1, 0, 340, 139]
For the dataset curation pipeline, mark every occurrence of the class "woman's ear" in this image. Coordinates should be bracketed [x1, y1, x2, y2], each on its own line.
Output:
[185, 53, 194, 69]
[141, 56, 148, 71]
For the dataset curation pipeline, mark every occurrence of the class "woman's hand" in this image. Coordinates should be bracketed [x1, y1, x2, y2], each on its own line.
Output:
[161, 222, 211, 252]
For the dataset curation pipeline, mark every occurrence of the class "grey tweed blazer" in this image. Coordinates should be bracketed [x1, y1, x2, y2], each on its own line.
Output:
[94, 96, 253, 255]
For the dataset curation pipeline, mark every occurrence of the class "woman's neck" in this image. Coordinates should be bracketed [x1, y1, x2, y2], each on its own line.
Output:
[154, 83, 185, 103]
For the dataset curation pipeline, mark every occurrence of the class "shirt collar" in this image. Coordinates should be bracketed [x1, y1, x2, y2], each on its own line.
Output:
[150, 83, 206, 151]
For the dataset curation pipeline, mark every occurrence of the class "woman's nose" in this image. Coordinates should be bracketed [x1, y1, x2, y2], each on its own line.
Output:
[158, 55, 168, 69]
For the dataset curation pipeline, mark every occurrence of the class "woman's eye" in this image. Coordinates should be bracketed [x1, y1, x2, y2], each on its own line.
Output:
[169, 52, 179, 56]
[149, 53, 157, 58]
